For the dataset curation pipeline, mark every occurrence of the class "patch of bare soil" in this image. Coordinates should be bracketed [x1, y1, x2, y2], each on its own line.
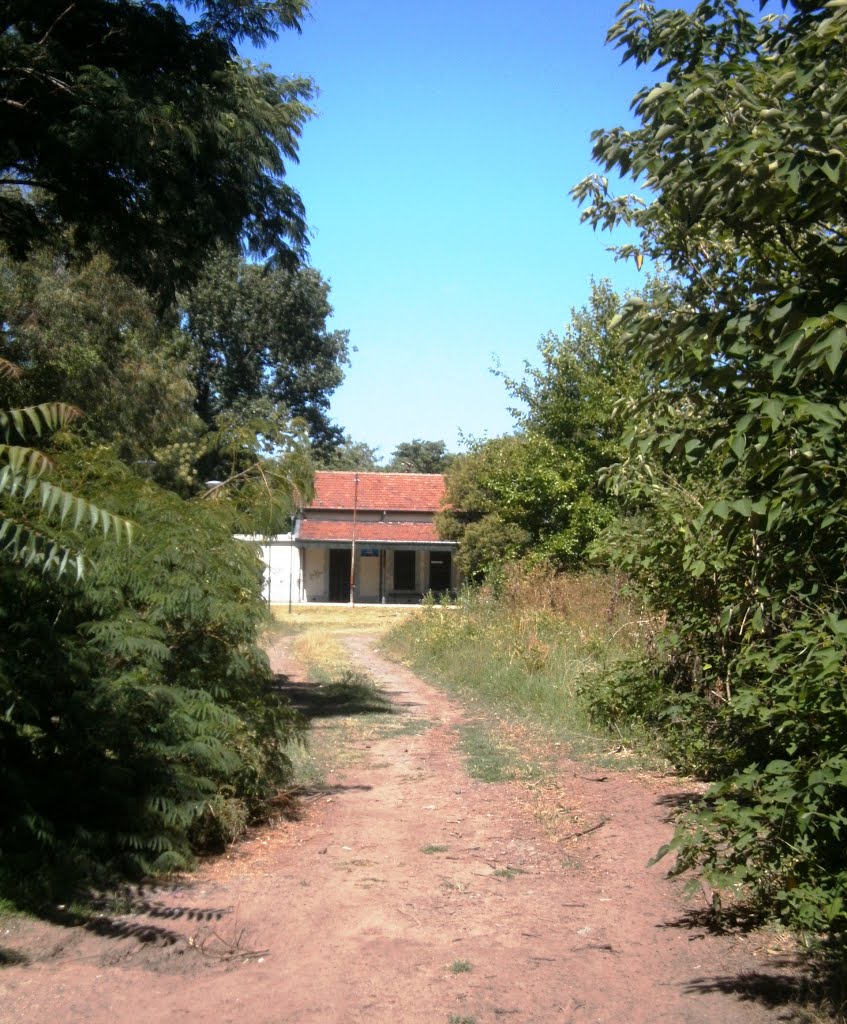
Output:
[0, 634, 807, 1024]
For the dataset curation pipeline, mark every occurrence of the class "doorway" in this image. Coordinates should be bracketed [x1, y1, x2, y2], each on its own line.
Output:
[329, 548, 351, 602]
[428, 550, 452, 593]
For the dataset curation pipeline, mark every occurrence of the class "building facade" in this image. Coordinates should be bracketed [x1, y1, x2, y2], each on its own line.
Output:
[257, 471, 459, 604]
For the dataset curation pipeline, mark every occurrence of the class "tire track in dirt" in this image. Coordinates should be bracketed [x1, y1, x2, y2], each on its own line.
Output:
[0, 631, 802, 1024]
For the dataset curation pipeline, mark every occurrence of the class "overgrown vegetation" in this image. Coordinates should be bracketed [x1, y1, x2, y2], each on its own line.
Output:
[0, 447, 302, 903]
[1, 0, 314, 302]
[2, 0, 845, 962]
[572, 0, 847, 940]
[383, 0, 847, 953]
[0, 0, 345, 904]
[420, 0, 847, 948]
[437, 280, 647, 580]
[386, 565, 661, 768]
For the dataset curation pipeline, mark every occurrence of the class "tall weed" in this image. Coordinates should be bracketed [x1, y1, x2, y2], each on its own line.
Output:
[385, 565, 662, 763]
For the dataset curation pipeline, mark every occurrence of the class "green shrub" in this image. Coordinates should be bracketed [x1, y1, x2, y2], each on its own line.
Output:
[0, 447, 301, 902]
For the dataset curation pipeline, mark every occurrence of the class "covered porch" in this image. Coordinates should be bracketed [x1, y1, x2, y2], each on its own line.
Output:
[299, 542, 457, 604]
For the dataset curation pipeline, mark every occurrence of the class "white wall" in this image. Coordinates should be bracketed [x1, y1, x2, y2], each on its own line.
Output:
[303, 546, 328, 601]
[237, 534, 305, 605]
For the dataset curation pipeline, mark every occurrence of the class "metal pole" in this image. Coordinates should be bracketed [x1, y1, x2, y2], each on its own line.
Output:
[349, 473, 359, 606]
[288, 523, 293, 615]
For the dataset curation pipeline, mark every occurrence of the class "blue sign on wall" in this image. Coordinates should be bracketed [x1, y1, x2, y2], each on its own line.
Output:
[360, 547, 379, 557]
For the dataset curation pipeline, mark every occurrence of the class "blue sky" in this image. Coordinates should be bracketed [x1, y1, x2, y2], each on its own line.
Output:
[257, 1, 671, 461]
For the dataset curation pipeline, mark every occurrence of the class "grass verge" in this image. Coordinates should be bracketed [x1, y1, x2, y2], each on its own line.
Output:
[457, 721, 545, 783]
[383, 572, 666, 774]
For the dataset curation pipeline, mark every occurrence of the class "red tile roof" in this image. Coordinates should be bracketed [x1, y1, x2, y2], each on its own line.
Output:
[298, 520, 451, 545]
[309, 472, 446, 512]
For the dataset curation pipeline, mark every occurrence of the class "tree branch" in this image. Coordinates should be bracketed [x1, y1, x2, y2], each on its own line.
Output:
[38, 3, 77, 46]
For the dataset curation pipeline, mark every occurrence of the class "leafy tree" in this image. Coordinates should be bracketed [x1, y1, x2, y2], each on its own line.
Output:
[387, 439, 454, 474]
[0, 243, 200, 467]
[317, 435, 382, 471]
[438, 434, 587, 580]
[198, 400, 315, 535]
[1, 1, 313, 301]
[0, 240, 316, 531]
[181, 247, 349, 455]
[441, 281, 644, 579]
[504, 279, 644, 473]
[0, 2, 323, 900]
[0, 356, 131, 576]
[575, 0, 847, 936]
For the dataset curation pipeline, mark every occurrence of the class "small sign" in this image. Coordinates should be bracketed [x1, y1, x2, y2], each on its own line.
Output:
[360, 547, 379, 557]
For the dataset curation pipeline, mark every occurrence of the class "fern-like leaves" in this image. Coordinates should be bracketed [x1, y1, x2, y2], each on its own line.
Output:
[0, 395, 132, 576]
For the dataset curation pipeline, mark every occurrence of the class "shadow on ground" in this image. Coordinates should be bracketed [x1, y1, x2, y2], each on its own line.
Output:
[654, 790, 707, 813]
[684, 969, 810, 1011]
[0, 884, 237, 969]
[0, 947, 29, 965]
[662, 905, 847, 1019]
[683, 964, 847, 1023]
[43, 887, 232, 947]
[273, 670, 397, 721]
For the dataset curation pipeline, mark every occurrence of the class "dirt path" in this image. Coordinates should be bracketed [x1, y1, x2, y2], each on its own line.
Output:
[1, 633, 803, 1024]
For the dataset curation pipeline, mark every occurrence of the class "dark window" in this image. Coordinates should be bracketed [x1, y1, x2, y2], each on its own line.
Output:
[393, 550, 416, 591]
[429, 551, 452, 592]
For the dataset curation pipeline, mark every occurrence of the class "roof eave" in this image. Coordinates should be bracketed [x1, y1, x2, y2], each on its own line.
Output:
[295, 539, 458, 549]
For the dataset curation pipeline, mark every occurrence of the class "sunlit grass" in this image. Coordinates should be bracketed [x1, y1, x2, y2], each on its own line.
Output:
[270, 603, 420, 636]
[457, 722, 545, 783]
[383, 568, 667, 773]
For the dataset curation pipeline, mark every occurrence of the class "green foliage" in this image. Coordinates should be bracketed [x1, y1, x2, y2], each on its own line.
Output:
[0, 242, 317, 530]
[439, 432, 610, 581]
[316, 434, 382, 471]
[654, 611, 847, 934]
[577, 0, 847, 938]
[181, 246, 349, 453]
[0, 0, 328, 906]
[385, 567, 654, 766]
[1, 1, 313, 301]
[504, 279, 643, 470]
[0, 243, 200, 468]
[0, 447, 301, 900]
[387, 439, 454, 474]
[0, 362, 131, 576]
[440, 281, 646, 579]
[193, 398, 315, 535]
[437, 436, 534, 580]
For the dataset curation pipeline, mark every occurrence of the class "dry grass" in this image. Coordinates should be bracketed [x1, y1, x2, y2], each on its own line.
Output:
[278, 608, 427, 791]
[292, 630, 349, 676]
[270, 603, 420, 636]
[383, 566, 667, 772]
[484, 563, 660, 649]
